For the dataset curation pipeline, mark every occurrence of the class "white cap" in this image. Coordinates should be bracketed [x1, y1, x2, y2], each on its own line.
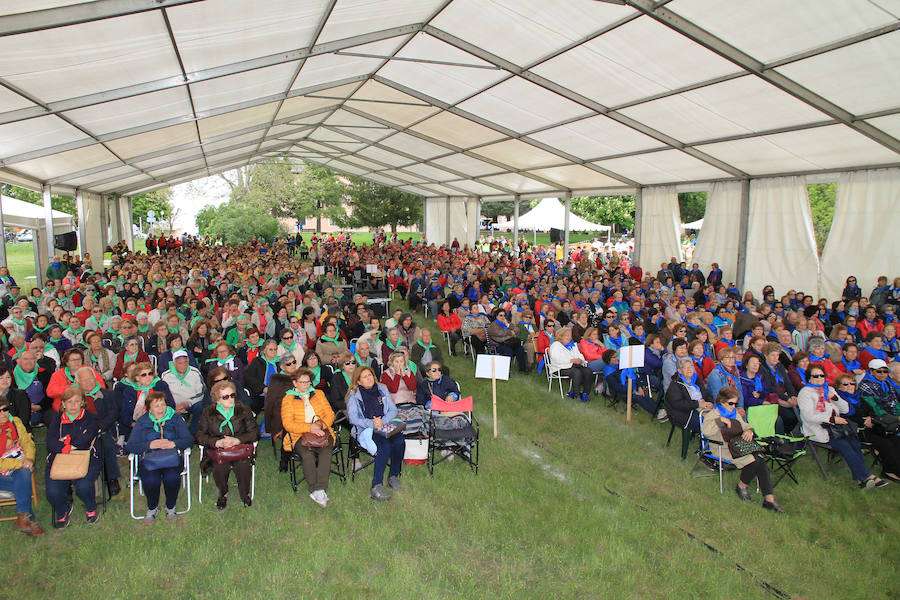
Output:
[868, 359, 887, 370]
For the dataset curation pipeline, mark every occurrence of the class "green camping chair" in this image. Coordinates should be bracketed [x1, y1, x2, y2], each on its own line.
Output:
[746, 404, 808, 488]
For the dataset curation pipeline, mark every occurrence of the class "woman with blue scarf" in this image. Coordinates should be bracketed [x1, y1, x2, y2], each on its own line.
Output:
[856, 359, 900, 482]
[548, 328, 594, 402]
[701, 388, 784, 512]
[126, 391, 193, 524]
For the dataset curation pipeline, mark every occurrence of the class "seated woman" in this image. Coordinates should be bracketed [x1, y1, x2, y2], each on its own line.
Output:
[47, 348, 104, 409]
[787, 351, 811, 391]
[300, 352, 328, 395]
[281, 368, 335, 508]
[145, 321, 169, 358]
[84, 332, 116, 383]
[410, 328, 444, 372]
[548, 327, 594, 402]
[688, 340, 715, 382]
[316, 321, 347, 367]
[859, 332, 888, 370]
[0, 396, 43, 536]
[798, 363, 886, 489]
[328, 351, 357, 414]
[601, 349, 654, 415]
[701, 388, 784, 512]
[205, 342, 245, 386]
[245, 339, 280, 414]
[113, 336, 150, 381]
[277, 328, 306, 366]
[158, 333, 198, 374]
[347, 366, 405, 502]
[707, 347, 744, 413]
[126, 390, 193, 524]
[856, 359, 900, 482]
[806, 337, 840, 383]
[45, 385, 101, 528]
[117, 361, 175, 440]
[196, 379, 259, 509]
[437, 300, 462, 356]
[381, 352, 425, 435]
[666, 357, 713, 433]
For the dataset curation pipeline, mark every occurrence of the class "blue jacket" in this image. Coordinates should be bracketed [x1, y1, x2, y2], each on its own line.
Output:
[126, 411, 193, 456]
[706, 366, 745, 408]
[347, 383, 397, 435]
[116, 380, 175, 430]
[415, 375, 460, 408]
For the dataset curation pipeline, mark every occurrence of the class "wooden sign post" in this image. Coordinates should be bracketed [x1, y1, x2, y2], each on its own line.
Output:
[475, 354, 510, 438]
[618, 345, 645, 423]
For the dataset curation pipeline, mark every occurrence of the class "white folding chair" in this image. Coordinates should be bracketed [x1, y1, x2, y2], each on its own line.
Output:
[129, 448, 192, 520]
[149, 355, 158, 371]
[545, 351, 569, 398]
[442, 331, 453, 356]
[197, 441, 258, 504]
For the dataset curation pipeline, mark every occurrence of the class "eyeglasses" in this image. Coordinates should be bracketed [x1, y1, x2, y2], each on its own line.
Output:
[840, 382, 855, 388]
[219, 393, 236, 400]
[874, 369, 889, 374]
[344, 360, 355, 366]
[724, 402, 737, 407]
[809, 373, 825, 379]
[427, 368, 441, 372]
[139, 372, 153, 377]
[295, 380, 311, 386]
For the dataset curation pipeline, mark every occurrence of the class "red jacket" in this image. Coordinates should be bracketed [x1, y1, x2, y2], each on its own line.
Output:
[437, 313, 462, 333]
[380, 370, 417, 394]
[47, 367, 105, 406]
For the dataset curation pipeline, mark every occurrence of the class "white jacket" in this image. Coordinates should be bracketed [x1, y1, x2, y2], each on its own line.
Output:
[548, 341, 585, 374]
[798, 385, 849, 443]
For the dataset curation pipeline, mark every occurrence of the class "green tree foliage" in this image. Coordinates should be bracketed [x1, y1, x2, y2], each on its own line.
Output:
[201, 203, 283, 245]
[481, 201, 515, 220]
[130, 189, 174, 231]
[2, 184, 76, 217]
[340, 177, 422, 232]
[677, 192, 706, 223]
[569, 195, 636, 230]
[194, 204, 219, 237]
[807, 182, 836, 255]
[290, 163, 346, 225]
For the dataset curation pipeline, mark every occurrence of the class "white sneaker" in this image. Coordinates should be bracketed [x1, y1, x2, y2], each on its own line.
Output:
[656, 409, 668, 422]
[309, 490, 327, 508]
[321, 491, 329, 506]
[143, 508, 159, 525]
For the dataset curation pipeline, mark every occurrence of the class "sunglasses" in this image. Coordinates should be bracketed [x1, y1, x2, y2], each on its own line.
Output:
[139, 372, 153, 377]
[874, 369, 889, 374]
[427, 368, 441, 372]
[724, 402, 737, 407]
[213, 378, 227, 384]
[282, 336, 293, 340]
[840, 383, 855, 388]
[0, 407, 9, 413]
[219, 393, 236, 400]
[344, 361, 355, 366]
[809, 373, 826, 379]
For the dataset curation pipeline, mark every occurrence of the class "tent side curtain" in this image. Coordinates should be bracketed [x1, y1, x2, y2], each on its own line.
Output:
[447, 197, 469, 247]
[743, 176, 819, 298]
[638, 185, 681, 272]
[819, 168, 900, 300]
[424, 197, 447, 245]
[691, 181, 741, 286]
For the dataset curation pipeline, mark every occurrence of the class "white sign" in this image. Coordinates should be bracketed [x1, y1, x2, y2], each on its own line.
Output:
[313, 265, 325, 276]
[475, 354, 510, 381]
[147, 210, 156, 218]
[366, 264, 378, 274]
[146, 216, 156, 224]
[618, 344, 645, 369]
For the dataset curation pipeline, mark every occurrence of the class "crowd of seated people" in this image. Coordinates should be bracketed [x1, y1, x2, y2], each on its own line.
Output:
[0, 235, 897, 531]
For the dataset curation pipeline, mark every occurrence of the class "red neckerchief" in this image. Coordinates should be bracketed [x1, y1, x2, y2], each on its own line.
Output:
[0, 419, 18, 454]
[60, 408, 85, 425]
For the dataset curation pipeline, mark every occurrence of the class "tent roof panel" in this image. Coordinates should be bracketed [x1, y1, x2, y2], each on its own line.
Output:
[291, 53, 383, 91]
[316, 0, 444, 45]
[470, 139, 563, 170]
[196, 102, 278, 140]
[378, 131, 448, 160]
[754, 125, 900, 170]
[189, 61, 298, 113]
[62, 87, 194, 137]
[866, 114, 900, 141]
[409, 111, 505, 149]
[0, 114, 88, 160]
[344, 99, 439, 128]
[11, 143, 119, 181]
[430, 153, 500, 178]
[104, 123, 198, 159]
[402, 161, 463, 182]
[694, 137, 820, 175]
[480, 173, 551, 193]
[593, 150, 731, 184]
[528, 165, 624, 190]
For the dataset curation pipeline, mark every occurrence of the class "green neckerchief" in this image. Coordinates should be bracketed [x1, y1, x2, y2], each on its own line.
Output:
[310, 365, 321, 387]
[246, 338, 264, 350]
[88, 315, 107, 328]
[172, 366, 192, 387]
[64, 366, 77, 382]
[10, 316, 25, 327]
[206, 355, 234, 366]
[190, 315, 203, 330]
[280, 341, 297, 353]
[341, 371, 352, 387]
[133, 377, 160, 392]
[13, 364, 38, 390]
[416, 339, 436, 350]
[407, 361, 418, 374]
[124, 352, 137, 363]
[84, 382, 102, 397]
[215, 403, 235, 434]
[31, 323, 50, 333]
[149, 406, 176, 432]
[354, 353, 367, 366]
[137, 323, 150, 333]
[385, 338, 399, 350]
[11, 346, 25, 359]
[284, 387, 311, 399]
[167, 325, 180, 334]
[66, 325, 84, 335]
[262, 355, 279, 368]
[64, 409, 80, 422]
[320, 334, 342, 345]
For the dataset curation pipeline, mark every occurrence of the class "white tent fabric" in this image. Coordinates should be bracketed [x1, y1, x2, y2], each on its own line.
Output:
[819, 168, 900, 300]
[1, 195, 75, 231]
[691, 182, 741, 283]
[682, 219, 704, 230]
[495, 198, 610, 231]
[0, 1, 896, 201]
[743, 177, 819, 297]
[638, 186, 682, 271]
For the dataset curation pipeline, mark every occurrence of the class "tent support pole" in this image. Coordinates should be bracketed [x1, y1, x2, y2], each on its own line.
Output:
[75, 189, 86, 255]
[32, 233, 42, 288]
[0, 182, 6, 267]
[563, 192, 571, 260]
[633, 187, 643, 266]
[475, 197, 481, 244]
[735, 179, 751, 292]
[513, 195, 520, 251]
[42, 184, 54, 263]
[445, 197, 451, 246]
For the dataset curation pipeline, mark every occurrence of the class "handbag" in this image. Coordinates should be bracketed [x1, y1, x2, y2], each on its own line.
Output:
[206, 443, 254, 464]
[728, 436, 765, 458]
[49, 438, 95, 481]
[141, 421, 182, 471]
[871, 414, 900, 435]
[300, 431, 331, 448]
[823, 421, 857, 441]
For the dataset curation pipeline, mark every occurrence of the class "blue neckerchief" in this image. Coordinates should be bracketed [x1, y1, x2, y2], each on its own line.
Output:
[806, 379, 830, 399]
[721, 338, 735, 347]
[619, 367, 635, 387]
[861, 371, 891, 396]
[766, 363, 785, 388]
[563, 341, 576, 351]
[715, 365, 738, 389]
[836, 389, 859, 416]
[495, 320, 508, 330]
[809, 354, 824, 363]
[715, 403, 737, 419]
[841, 358, 860, 371]
[602, 363, 618, 379]
[743, 372, 764, 393]
[863, 346, 887, 360]
[797, 368, 807, 386]
[679, 372, 699, 391]
[846, 326, 859, 337]
[781, 344, 794, 357]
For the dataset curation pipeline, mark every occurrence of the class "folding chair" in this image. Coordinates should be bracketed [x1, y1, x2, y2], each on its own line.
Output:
[428, 395, 479, 475]
[442, 331, 453, 356]
[197, 442, 258, 504]
[129, 448, 192, 519]
[746, 404, 808, 488]
[346, 433, 377, 482]
[285, 429, 346, 493]
[688, 414, 735, 493]
[544, 351, 570, 398]
[0, 472, 37, 522]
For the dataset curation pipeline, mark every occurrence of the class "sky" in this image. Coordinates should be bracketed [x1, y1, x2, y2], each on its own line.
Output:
[169, 173, 232, 234]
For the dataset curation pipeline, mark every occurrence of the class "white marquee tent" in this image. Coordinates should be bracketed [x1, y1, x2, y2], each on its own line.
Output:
[495, 198, 610, 232]
[0, 0, 897, 296]
[1, 195, 75, 232]
[682, 219, 704, 230]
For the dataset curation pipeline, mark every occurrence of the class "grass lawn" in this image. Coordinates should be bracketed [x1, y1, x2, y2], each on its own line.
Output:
[490, 231, 609, 247]
[4, 299, 898, 599]
[3, 239, 148, 286]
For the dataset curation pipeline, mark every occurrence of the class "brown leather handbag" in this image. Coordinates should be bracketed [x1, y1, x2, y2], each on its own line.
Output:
[206, 443, 254, 464]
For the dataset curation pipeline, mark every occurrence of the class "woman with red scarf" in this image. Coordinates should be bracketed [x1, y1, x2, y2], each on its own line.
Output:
[45, 386, 102, 528]
[0, 397, 43, 535]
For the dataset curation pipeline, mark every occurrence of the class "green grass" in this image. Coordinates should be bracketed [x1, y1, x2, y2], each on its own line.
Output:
[490, 231, 609, 246]
[3, 239, 148, 286]
[4, 300, 898, 600]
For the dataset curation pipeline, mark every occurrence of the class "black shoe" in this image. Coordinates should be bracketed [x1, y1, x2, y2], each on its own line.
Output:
[762, 500, 785, 513]
[735, 484, 752, 502]
[107, 478, 121, 498]
[216, 495, 227, 511]
[85, 510, 99, 525]
[242, 497, 252, 508]
[278, 452, 289, 473]
[54, 507, 72, 529]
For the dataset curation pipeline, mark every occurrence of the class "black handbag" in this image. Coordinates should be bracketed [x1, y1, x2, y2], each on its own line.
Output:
[871, 414, 900, 435]
[728, 436, 765, 458]
[824, 421, 857, 441]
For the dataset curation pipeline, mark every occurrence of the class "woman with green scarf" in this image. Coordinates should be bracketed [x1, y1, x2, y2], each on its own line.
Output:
[196, 380, 259, 510]
[126, 390, 193, 524]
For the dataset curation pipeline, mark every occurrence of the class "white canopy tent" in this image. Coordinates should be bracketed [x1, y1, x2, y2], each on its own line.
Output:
[496, 198, 610, 232]
[682, 219, 704, 230]
[1, 195, 75, 231]
[0, 1, 896, 293]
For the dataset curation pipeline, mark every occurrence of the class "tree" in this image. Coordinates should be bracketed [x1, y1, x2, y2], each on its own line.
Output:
[2, 184, 76, 217]
[290, 163, 346, 231]
[219, 158, 297, 216]
[569, 195, 636, 231]
[130, 189, 173, 232]
[678, 192, 706, 224]
[340, 177, 422, 233]
[195, 204, 219, 237]
[202, 203, 283, 244]
[808, 182, 836, 255]
[481, 200, 515, 220]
